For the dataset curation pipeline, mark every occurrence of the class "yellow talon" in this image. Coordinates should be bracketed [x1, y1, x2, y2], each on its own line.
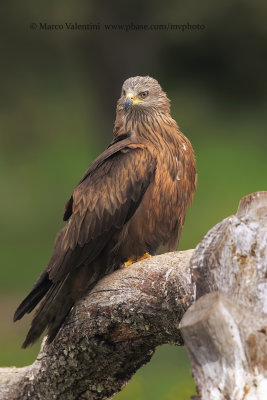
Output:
[123, 253, 151, 268]
[124, 259, 134, 268]
[138, 252, 151, 261]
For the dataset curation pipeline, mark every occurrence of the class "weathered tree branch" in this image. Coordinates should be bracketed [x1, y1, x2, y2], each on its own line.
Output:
[0, 250, 195, 400]
[1, 192, 266, 399]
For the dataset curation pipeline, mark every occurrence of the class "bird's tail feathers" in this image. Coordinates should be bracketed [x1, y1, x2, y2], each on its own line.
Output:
[13, 271, 52, 322]
[21, 276, 74, 348]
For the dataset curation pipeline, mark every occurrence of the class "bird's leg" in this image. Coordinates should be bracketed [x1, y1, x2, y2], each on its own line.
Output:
[123, 253, 151, 268]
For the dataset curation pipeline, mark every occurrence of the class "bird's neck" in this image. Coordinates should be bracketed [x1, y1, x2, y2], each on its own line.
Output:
[113, 109, 182, 148]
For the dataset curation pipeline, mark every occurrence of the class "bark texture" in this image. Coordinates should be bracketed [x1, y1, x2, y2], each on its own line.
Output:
[181, 191, 267, 400]
[0, 191, 266, 400]
[0, 250, 194, 400]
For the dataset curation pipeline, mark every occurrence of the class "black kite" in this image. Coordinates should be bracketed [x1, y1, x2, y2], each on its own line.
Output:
[14, 76, 196, 348]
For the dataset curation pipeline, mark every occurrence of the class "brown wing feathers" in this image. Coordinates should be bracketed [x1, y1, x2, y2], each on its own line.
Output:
[14, 141, 157, 347]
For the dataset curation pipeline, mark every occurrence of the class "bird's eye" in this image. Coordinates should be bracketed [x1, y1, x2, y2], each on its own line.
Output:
[139, 91, 149, 99]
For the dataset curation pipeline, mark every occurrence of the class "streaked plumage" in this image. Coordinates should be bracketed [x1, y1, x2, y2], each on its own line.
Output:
[14, 76, 196, 348]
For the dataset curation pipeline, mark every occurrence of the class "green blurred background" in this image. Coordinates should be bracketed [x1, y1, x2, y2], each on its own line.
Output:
[1, 1, 266, 398]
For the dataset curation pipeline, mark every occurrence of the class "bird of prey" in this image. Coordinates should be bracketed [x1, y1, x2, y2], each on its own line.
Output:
[14, 76, 196, 348]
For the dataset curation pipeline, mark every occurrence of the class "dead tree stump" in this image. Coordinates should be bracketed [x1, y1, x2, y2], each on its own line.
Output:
[180, 191, 267, 400]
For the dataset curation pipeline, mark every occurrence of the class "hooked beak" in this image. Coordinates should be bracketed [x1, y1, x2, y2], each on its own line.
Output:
[124, 93, 134, 111]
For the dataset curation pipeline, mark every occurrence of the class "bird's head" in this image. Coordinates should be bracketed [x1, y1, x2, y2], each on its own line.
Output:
[117, 76, 170, 115]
